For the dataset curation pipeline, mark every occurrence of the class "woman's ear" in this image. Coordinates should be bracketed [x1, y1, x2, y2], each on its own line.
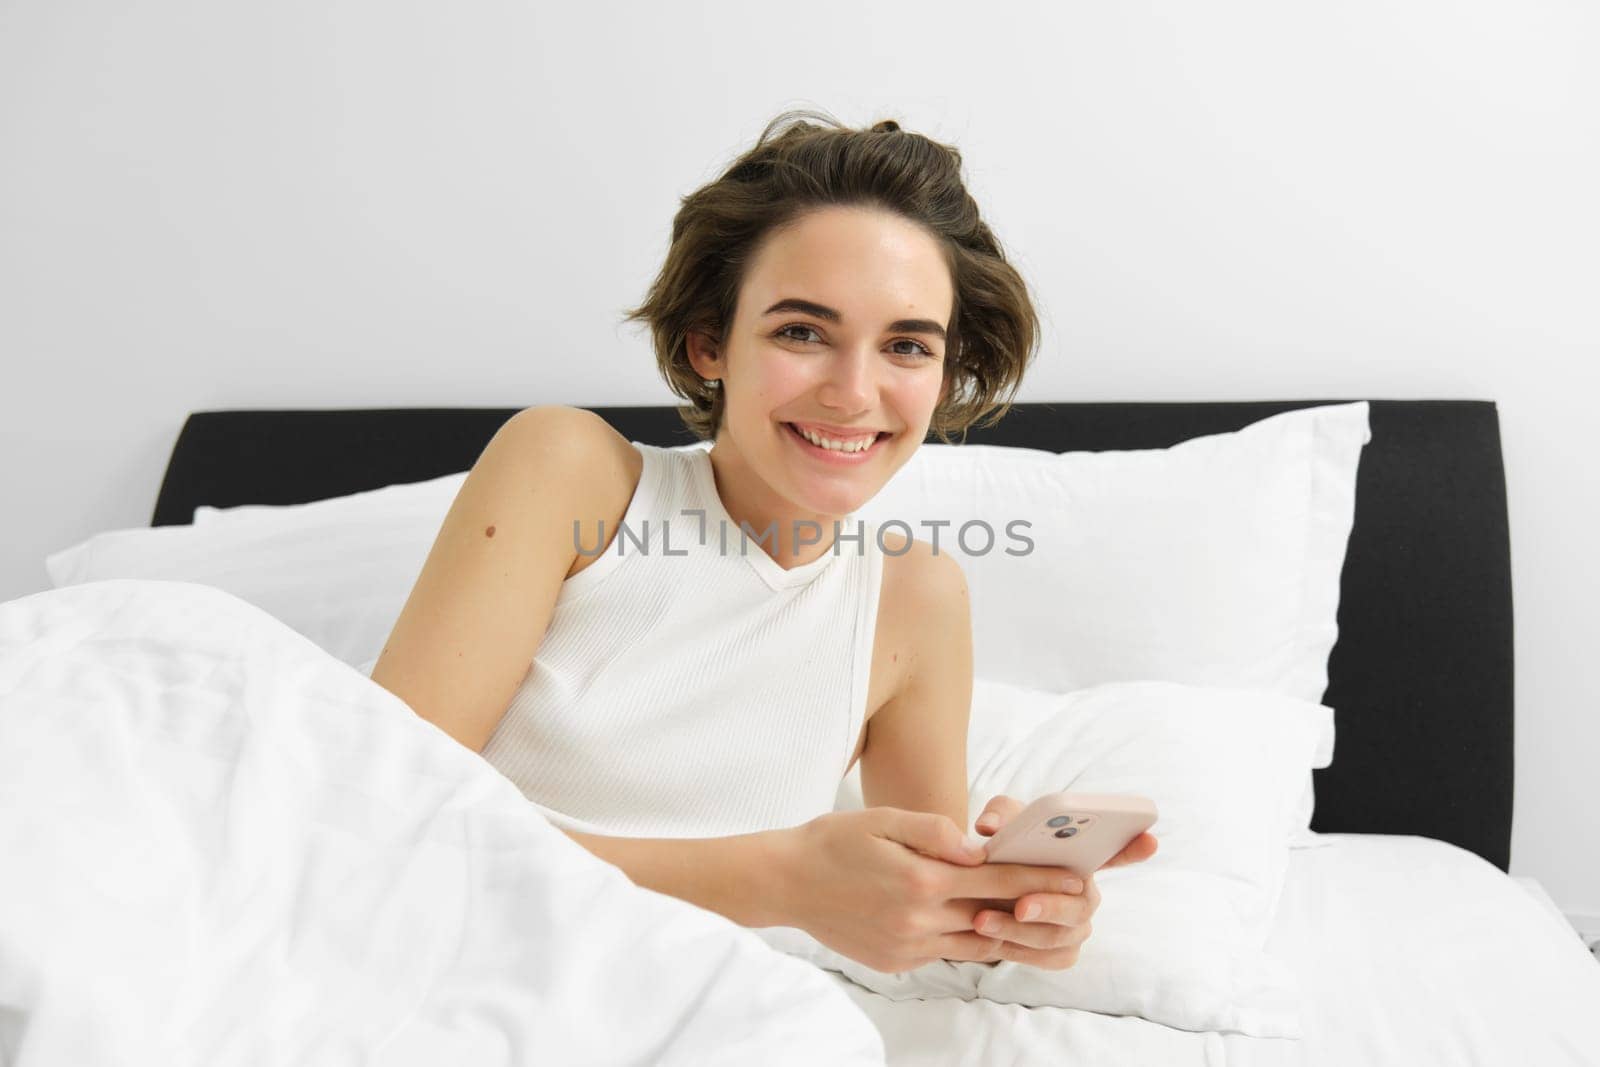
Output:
[685, 329, 723, 384]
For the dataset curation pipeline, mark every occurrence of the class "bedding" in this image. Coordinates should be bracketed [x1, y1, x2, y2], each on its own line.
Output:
[799, 678, 1333, 1036]
[42, 492, 461, 672]
[838, 835, 1600, 1067]
[0, 580, 885, 1067]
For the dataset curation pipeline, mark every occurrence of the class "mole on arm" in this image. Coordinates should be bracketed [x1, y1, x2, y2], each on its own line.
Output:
[485, 525, 496, 538]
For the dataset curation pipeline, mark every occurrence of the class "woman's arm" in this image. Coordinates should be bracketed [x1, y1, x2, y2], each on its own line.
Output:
[370, 405, 620, 754]
[857, 542, 975, 829]
[557, 826, 801, 929]
[855, 543, 1123, 971]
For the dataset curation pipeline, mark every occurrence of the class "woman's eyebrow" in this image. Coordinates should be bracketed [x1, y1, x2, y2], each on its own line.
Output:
[761, 298, 947, 340]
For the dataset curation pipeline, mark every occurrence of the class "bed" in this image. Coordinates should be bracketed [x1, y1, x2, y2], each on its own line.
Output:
[9, 399, 1599, 1065]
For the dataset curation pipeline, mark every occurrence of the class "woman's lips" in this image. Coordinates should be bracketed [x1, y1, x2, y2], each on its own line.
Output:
[783, 421, 890, 462]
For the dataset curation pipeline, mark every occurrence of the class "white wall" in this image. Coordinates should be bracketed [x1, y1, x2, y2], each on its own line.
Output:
[3, 1, 1596, 923]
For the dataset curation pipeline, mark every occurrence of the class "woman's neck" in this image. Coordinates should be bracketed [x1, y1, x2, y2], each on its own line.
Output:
[705, 442, 846, 569]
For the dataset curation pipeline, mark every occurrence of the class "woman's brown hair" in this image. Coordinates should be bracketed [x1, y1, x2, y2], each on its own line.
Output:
[619, 108, 1041, 444]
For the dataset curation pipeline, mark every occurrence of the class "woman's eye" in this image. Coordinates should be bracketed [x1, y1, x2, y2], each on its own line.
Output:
[776, 325, 937, 359]
[890, 339, 937, 359]
[776, 324, 822, 344]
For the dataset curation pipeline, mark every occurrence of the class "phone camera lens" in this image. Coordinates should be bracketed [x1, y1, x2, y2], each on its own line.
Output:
[1053, 827, 1078, 838]
[1047, 815, 1072, 827]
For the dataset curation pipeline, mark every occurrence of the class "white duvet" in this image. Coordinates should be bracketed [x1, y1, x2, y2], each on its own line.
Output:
[0, 580, 884, 1067]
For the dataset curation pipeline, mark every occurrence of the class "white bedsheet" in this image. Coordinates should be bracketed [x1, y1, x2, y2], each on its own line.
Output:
[842, 833, 1600, 1066]
[0, 580, 884, 1067]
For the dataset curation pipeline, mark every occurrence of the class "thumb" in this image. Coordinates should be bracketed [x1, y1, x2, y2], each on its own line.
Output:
[875, 808, 987, 865]
[973, 794, 1024, 837]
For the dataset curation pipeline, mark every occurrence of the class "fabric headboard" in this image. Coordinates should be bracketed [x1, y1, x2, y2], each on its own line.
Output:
[151, 400, 1515, 871]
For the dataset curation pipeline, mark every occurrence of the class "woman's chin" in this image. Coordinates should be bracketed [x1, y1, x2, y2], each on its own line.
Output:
[797, 488, 880, 522]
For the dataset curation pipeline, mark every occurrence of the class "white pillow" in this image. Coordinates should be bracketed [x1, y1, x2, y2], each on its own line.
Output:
[786, 677, 1332, 1037]
[853, 401, 1371, 707]
[43, 480, 462, 669]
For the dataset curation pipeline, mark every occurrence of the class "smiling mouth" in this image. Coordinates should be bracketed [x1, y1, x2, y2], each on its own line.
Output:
[783, 422, 890, 454]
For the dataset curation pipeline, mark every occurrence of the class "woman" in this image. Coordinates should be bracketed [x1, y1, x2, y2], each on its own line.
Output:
[371, 110, 1157, 975]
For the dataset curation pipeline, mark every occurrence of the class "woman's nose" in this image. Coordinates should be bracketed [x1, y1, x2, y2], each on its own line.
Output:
[818, 349, 876, 411]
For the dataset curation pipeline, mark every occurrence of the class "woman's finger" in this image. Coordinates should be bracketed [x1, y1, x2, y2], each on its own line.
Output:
[973, 794, 1024, 836]
[973, 906, 1090, 951]
[1102, 831, 1159, 869]
[932, 930, 1008, 964]
[972, 902, 1091, 951]
[932, 930, 1088, 970]
[986, 938, 1085, 971]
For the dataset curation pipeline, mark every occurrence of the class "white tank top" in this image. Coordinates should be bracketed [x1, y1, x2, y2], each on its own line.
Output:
[479, 441, 886, 839]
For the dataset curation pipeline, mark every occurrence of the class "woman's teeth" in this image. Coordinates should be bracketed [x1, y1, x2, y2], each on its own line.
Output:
[789, 423, 882, 453]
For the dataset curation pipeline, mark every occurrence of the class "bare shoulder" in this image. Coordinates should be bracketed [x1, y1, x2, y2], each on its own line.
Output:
[503, 405, 638, 482]
[502, 406, 643, 573]
[878, 528, 970, 612]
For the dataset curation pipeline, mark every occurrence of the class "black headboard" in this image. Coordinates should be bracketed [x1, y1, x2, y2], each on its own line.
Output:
[152, 400, 1515, 871]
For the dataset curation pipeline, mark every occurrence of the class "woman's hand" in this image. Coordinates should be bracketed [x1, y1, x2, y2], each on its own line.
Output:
[967, 793, 1160, 970]
[779, 807, 1094, 974]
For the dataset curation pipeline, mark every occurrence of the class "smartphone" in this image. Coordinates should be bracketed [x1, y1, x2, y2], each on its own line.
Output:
[981, 791, 1158, 877]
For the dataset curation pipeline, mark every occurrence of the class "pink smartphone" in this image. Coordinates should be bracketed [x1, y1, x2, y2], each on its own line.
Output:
[981, 792, 1158, 877]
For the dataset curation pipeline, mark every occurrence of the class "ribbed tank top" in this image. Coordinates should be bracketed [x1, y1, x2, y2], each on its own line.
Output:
[479, 441, 886, 839]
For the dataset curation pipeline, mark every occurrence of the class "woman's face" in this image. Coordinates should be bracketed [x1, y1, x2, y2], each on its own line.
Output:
[687, 204, 954, 521]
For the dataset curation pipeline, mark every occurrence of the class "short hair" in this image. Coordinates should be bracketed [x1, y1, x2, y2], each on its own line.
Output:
[619, 108, 1041, 444]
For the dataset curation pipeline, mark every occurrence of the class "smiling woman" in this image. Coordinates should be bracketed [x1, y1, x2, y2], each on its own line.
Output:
[369, 109, 1158, 983]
